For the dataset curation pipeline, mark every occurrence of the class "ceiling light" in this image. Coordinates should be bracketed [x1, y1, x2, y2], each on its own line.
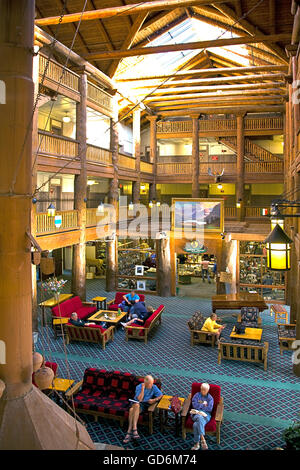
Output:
[63, 112, 71, 123]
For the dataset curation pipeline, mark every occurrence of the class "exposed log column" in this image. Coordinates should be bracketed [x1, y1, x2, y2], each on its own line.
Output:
[31, 52, 40, 333]
[106, 236, 117, 292]
[72, 72, 87, 300]
[109, 100, 119, 208]
[236, 113, 245, 221]
[191, 114, 200, 198]
[132, 108, 141, 204]
[147, 115, 158, 201]
[157, 236, 172, 297]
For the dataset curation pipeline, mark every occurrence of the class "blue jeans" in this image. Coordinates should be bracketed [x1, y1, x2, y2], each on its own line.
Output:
[202, 269, 210, 282]
[119, 301, 134, 314]
[192, 413, 211, 442]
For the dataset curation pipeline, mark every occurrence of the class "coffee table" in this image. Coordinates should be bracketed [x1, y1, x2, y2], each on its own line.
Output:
[88, 310, 127, 327]
[212, 293, 267, 313]
[230, 327, 263, 341]
[157, 395, 185, 435]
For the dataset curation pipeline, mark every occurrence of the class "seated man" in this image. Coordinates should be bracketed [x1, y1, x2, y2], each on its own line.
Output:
[120, 304, 154, 328]
[69, 312, 96, 327]
[190, 383, 214, 450]
[202, 313, 226, 344]
[118, 290, 140, 315]
[123, 375, 162, 443]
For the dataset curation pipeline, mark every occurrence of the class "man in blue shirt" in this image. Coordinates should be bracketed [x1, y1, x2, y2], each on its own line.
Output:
[190, 383, 214, 450]
[123, 375, 162, 443]
[120, 304, 154, 328]
[118, 290, 140, 316]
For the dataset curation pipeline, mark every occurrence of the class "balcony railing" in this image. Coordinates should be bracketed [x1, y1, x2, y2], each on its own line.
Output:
[87, 144, 112, 165]
[39, 54, 79, 93]
[245, 161, 283, 173]
[87, 82, 113, 113]
[156, 117, 283, 135]
[38, 131, 79, 158]
[36, 210, 78, 235]
[118, 153, 136, 170]
[140, 161, 154, 173]
[157, 160, 283, 176]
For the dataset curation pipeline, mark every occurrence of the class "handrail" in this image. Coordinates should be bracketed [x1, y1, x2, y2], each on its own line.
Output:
[39, 54, 79, 92]
[87, 81, 113, 112]
[38, 131, 79, 157]
[36, 210, 78, 234]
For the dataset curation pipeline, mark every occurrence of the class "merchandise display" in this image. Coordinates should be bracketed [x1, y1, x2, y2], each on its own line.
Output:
[239, 242, 286, 301]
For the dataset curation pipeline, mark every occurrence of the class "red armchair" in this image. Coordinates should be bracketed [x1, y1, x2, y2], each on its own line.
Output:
[107, 292, 145, 311]
[181, 382, 224, 444]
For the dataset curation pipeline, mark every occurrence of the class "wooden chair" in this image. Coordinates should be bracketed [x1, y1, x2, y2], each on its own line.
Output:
[218, 340, 269, 370]
[277, 323, 296, 354]
[181, 382, 224, 444]
[66, 324, 115, 350]
[271, 304, 289, 324]
[187, 323, 218, 347]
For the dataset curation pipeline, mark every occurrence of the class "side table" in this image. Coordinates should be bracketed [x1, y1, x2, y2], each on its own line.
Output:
[92, 296, 107, 310]
[157, 395, 185, 436]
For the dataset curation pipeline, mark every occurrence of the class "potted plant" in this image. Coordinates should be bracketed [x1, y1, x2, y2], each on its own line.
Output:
[283, 419, 300, 450]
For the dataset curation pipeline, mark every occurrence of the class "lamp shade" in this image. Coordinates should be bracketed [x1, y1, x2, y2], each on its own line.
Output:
[47, 203, 56, 217]
[264, 224, 293, 271]
[0, 379, 5, 399]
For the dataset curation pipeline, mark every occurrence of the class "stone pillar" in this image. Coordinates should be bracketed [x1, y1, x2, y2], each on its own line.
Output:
[191, 114, 199, 198]
[156, 236, 172, 297]
[236, 114, 245, 221]
[132, 109, 141, 204]
[72, 72, 87, 300]
[147, 115, 158, 202]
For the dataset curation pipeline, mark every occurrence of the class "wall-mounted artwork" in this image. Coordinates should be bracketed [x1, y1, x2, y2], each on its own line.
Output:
[135, 265, 144, 276]
[172, 198, 224, 233]
[136, 280, 146, 291]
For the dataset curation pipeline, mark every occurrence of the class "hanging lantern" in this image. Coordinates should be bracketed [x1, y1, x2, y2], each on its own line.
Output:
[264, 224, 293, 271]
[156, 201, 161, 207]
[236, 199, 242, 209]
[33, 366, 54, 390]
[0, 379, 5, 399]
[32, 352, 44, 372]
[149, 200, 153, 208]
[270, 217, 284, 231]
[47, 203, 56, 217]
[128, 201, 134, 211]
[54, 214, 62, 228]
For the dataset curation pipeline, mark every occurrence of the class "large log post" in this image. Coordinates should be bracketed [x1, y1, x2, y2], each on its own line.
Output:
[236, 113, 245, 221]
[147, 115, 158, 202]
[106, 238, 117, 292]
[0, 0, 95, 450]
[109, 103, 119, 208]
[72, 72, 87, 300]
[191, 114, 200, 198]
[132, 109, 141, 204]
[157, 236, 172, 297]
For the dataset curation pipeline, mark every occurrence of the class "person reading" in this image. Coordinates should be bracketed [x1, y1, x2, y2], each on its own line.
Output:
[202, 313, 226, 344]
[123, 375, 162, 443]
[69, 312, 96, 327]
[190, 383, 214, 450]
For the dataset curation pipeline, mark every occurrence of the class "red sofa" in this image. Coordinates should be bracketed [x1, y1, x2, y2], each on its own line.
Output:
[107, 292, 145, 311]
[65, 368, 162, 434]
[181, 382, 224, 444]
[125, 305, 164, 344]
[51, 295, 97, 320]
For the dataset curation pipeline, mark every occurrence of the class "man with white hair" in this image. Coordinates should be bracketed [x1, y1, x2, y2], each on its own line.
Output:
[123, 375, 162, 443]
[190, 382, 214, 450]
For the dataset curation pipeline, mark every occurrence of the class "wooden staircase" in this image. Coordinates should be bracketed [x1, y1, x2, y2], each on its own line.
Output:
[219, 137, 282, 163]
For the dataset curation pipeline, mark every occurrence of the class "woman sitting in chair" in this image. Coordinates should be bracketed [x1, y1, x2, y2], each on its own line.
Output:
[190, 382, 214, 450]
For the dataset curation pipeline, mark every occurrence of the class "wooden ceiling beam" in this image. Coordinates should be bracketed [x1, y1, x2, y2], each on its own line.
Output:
[145, 89, 286, 102]
[116, 64, 288, 82]
[153, 97, 285, 109]
[83, 33, 291, 61]
[212, 2, 288, 64]
[35, 0, 230, 26]
[134, 82, 286, 95]
[108, 12, 149, 78]
[132, 73, 287, 88]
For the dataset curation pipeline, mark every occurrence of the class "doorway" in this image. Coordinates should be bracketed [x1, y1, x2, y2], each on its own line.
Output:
[176, 252, 217, 298]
